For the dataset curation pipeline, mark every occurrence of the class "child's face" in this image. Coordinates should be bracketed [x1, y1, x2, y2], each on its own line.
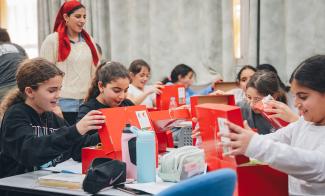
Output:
[246, 87, 264, 113]
[131, 66, 150, 90]
[98, 78, 130, 107]
[239, 69, 255, 91]
[291, 80, 325, 125]
[178, 71, 194, 88]
[26, 76, 62, 114]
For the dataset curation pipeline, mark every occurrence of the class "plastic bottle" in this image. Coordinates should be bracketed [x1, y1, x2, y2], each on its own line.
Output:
[136, 130, 156, 183]
[169, 96, 177, 110]
[121, 123, 138, 179]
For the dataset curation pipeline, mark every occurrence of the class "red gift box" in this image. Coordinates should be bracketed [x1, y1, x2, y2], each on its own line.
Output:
[156, 84, 186, 110]
[149, 108, 191, 153]
[195, 103, 249, 171]
[237, 164, 288, 196]
[190, 95, 235, 129]
[81, 145, 121, 174]
[82, 105, 157, 173]
[254, 101, 289, 129]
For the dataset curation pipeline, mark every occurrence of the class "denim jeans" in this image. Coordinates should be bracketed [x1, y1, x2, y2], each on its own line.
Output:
[58, 98, 83, 112]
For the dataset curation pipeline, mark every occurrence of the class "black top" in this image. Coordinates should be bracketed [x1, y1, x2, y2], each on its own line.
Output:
[0, 102, 99, 178]
[77, 98, 135, 122]
[237, 101, 276, 134]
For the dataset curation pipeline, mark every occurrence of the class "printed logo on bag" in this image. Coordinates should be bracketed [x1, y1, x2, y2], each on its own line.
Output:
[109, 171, 124, 185]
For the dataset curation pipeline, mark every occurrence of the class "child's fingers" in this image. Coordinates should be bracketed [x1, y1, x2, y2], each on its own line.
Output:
[87, 125, 102, 130]
[225, 121, 243, 133]
[87, 110, 103, 116]
[218, 132, 239, 140]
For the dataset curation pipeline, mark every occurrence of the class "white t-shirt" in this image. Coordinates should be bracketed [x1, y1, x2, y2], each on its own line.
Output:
[128, 84, 155, 108]
[246, 117, 325, 195]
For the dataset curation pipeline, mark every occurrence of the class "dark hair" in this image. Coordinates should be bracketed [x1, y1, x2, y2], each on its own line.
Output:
[247, 70, 287, 103]
[290, 55, 325, 93]
[0, 58, 64, 118]
[257, 64, 289, 92]
[236, 65, 256, 83]
[85, 61, 130, 102]
[129, 59, 151, 75]
[0, 28, 11, 42]
[67, 5, 85, 16]
[162, 64, 195, 84]
[96, 43, 102, 56]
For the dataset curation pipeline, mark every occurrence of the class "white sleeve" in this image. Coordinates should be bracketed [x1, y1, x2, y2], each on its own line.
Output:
[245, 134, 325, 183]
[261, 121, 298, 144]
[39, 34, 57, 63]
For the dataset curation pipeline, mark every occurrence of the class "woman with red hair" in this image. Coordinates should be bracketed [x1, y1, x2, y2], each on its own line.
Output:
[40, 0, 99, 125]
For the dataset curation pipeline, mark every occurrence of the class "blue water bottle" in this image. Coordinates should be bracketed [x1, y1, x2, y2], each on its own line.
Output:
[136, 130, 156, 183]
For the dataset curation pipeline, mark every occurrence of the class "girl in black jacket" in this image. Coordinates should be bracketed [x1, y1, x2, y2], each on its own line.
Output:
[0, 58, 105, 178]
[77, 61, 134, 122]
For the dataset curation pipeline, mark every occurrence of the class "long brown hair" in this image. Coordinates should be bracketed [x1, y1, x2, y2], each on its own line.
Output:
[84, 61, 130, 102]
[0, 58, 64, 118]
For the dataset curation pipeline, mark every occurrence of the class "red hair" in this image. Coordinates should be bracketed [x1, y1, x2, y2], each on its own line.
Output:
[53, 0, 99, 65]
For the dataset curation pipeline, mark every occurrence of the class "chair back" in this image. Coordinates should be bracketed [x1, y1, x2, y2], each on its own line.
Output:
[157, 168, 236, 196]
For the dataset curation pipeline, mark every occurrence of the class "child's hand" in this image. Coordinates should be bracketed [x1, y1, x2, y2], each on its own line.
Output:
[209, 89, 227, 96]
[218, 120, 256, 156]
[53, 105, 64, 119]
[76, 110, 105, 135]
[264, 100, 299, 123]
[145, 84, 164, 95]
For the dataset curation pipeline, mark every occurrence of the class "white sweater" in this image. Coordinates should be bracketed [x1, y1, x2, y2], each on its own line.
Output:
[246, 117, 325, 195]
[40, 32, 96, 99]
[127, 84, 155, 108]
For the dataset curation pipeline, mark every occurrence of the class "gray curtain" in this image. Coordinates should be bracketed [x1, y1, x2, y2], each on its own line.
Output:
[248, 0, 325, 83]
[37, 0, 325, 84]
[37, 0, 234, 84]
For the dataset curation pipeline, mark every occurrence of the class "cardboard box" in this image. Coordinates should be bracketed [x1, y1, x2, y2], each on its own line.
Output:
[82, 105, 156, 173]
[237, 164, 288, 196]
[149, 108, 191, 152]
[213, 82, 238, 92]
[156, 84, 186, 110]
[195, 103, 249, 171]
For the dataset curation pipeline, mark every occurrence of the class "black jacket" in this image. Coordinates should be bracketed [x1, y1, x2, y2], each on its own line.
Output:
[0, 102, 99, 178]
[77, 98, 135, 122]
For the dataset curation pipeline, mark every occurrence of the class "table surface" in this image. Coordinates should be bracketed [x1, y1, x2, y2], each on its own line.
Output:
[0, 170, 133, 196]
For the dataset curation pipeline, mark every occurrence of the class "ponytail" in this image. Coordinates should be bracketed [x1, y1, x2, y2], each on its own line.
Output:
[161, 77, 171, 85]
[0, 88, 26, 119]
[84, 62, 105, 102]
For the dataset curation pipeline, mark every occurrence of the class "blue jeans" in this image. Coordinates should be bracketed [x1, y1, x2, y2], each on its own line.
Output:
[58, 98, 83, 112]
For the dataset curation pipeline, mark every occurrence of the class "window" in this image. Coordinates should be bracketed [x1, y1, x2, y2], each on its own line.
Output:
[5, 0, 38, 57]
[233, 0, 250, 65]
